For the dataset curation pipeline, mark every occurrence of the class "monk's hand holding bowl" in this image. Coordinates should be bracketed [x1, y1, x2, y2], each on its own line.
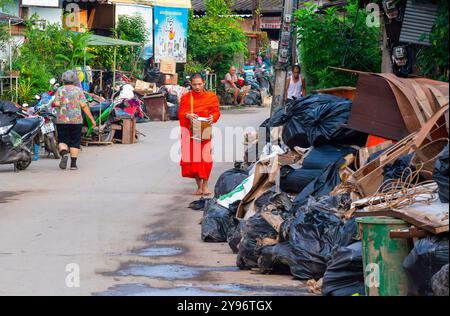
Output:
[186, 113, 198, 121]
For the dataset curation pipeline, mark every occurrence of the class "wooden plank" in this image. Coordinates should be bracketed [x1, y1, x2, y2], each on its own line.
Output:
[354, 201, 449, 235]
[390, 227, 432, 239]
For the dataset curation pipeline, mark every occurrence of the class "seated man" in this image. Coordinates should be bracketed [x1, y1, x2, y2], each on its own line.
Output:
[224, 66, 248, 105]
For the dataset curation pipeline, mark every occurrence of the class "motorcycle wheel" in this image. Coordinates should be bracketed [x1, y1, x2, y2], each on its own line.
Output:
[92, 126, 115, 143]
[101, 128, 115, 142]
[46, 133, 60, 159]
[16, 159, 32, 171]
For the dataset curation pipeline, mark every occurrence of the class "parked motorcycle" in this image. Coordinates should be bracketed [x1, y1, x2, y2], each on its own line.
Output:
[32, 78, 60, 159]
[82, 84, 131, 142]
[0, 100, 44, 171]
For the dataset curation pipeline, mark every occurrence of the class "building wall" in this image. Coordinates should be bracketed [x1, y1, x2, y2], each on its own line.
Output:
[28, 7, 63, 25]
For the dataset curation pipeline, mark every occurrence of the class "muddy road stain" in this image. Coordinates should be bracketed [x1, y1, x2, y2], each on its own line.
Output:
[93, 283, 235, 296]
[0, 191, 26, 204]
[135, 246, 184, 257]
[107, 263, 239, 280]
[142, 231, 178, 242]
[93, 282, 309, 296]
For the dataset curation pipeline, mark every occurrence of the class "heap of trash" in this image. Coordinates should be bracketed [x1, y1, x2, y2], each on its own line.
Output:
[192, 71, 450, 296]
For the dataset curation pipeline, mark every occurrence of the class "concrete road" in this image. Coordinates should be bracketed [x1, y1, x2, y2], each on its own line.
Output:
[0, 107, 310, 296]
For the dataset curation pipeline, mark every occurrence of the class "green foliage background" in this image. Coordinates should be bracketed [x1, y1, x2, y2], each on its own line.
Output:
[415, 0, 449, 82]
[12, 22, 92, 103]
[90, 15, 148, 75]
[187, 0, 247, 79]
[293, 0, 381, 91]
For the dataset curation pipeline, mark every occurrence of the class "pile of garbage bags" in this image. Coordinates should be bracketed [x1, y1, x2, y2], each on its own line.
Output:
[403, 236, 449, 296]
[192, 92, 449, 296]
[433, 145, 449, 203]
[269, 94, 367, 148]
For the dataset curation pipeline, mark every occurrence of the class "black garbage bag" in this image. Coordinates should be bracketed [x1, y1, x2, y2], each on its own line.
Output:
[287, 203, 358, 280]
[214, 167, 249, 198]
[188, 197, 214, 211]
[236, 192, 293, 269]
[302, 145, 357, 170]
[201, 202, 235, 242]
[267, 106, 286, 127]
[244, 90, 261, 106]
[227, 219, 246, 254]
[403, 236, 449, 296]
[322, 242, 365, 296]
[258, 195, 357, 279]
[167, 103, 179, 120]
[433, 145, 449, 203]
[257, 242, 297, 275]
[282, 119, 310, 149]
[432, 263, 449, 296]
[381, 154, 423, 191]
[144, 67, 163, 84]
[237, 213, 279, 269]
[293, 158, 344, 209]
[295, 94, 367, 146]
[280, 166, 322, 194]
[166, 93, 179, 105]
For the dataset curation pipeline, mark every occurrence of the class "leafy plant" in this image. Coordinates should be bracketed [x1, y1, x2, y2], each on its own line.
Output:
[293, 0, 381, 91]
[90, 15, 148, 77]
[12, 21, 92, 102]
[415, 0, 449, 82]
[188, 0, 247, 78]
[55, 32, 94, 69]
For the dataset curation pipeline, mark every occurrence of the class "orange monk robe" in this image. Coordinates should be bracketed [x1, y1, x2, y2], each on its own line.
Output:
[178, 90, 221, 180]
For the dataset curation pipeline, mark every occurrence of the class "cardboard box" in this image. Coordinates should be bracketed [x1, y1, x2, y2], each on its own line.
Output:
[159, 58, 177, 75]
[164, 73, 178, 85]
[134, 80, 157, 95]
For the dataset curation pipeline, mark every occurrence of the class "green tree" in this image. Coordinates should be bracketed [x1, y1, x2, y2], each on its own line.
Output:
[13, 21, 93, 102]
[90, 15, 148, 76]
[0, 0, 13, 10]
[187, 0, 247, 78]
[294, 0, 381, 91]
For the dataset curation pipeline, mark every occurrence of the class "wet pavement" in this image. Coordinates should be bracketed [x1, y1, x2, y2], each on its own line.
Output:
[0, 108, 310, 296]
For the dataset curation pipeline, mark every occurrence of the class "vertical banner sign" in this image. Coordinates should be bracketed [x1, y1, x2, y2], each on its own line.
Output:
[115, 4, 153, 60]
[153, 6, 188, 63]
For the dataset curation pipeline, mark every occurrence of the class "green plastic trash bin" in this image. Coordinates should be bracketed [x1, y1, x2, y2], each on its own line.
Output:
[356, 216, 413, 296]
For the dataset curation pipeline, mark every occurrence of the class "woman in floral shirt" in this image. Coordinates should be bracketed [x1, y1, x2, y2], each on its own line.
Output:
[52, 71, 96, 170]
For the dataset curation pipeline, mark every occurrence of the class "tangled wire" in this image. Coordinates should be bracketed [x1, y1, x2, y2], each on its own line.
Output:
[367, 164, 438, 211]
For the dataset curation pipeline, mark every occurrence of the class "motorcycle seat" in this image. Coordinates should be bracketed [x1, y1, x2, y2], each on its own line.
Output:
[13, 117, 42, 136]
[89, 102, 111, 116]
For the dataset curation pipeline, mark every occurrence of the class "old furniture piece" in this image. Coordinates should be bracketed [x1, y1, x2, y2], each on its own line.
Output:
[112, 118, 137, 144]
[142, 93, 169, 121]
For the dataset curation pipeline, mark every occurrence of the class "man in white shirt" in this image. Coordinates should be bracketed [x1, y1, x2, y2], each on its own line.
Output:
[285, 65, 306, 102]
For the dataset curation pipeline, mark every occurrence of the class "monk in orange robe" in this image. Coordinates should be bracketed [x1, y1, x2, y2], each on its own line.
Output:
[178, 73, 221, 195]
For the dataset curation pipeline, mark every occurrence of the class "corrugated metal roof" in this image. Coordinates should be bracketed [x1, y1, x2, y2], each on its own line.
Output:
[108, 0, 192, 8]
[192, 0, 283, 13]
[399, 0, 438, 45]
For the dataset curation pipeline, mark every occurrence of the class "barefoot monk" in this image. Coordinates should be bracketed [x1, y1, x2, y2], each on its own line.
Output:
[178, 73, 221, 195]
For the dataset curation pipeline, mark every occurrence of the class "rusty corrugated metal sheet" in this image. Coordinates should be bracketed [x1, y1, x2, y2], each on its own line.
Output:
[347, 73, 411, 141]
[399, 0, 438, 45]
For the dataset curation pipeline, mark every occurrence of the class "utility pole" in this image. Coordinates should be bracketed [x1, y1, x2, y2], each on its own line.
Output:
[270, 0, 297, 115]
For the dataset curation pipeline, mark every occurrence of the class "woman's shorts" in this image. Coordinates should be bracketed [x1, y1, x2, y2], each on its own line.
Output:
[56, 124, 83, 149]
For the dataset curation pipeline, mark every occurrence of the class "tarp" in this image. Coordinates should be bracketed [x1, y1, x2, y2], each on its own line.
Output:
[86, 34, 142, 47]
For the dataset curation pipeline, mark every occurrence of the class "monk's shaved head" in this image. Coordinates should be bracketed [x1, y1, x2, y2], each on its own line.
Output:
[191, 73, 205, 93]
